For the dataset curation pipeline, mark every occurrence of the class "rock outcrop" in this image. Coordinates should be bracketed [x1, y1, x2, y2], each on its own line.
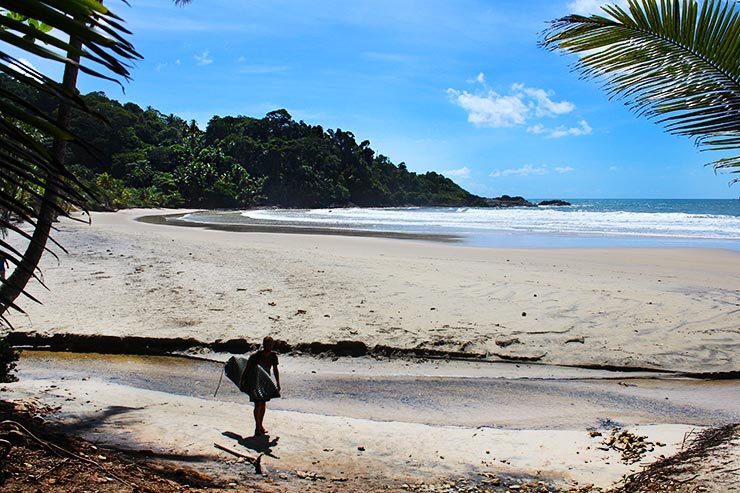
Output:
[538, 199, 572, 206]
[480, 195, 535, 208]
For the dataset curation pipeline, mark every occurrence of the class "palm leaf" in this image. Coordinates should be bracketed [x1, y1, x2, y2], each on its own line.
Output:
[0, 1, 141, 315]
[542, 0, 740, 182]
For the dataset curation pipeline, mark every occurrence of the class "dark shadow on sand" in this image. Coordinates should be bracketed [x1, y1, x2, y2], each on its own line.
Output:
[56, 405, 143, 434]
[113, 448, 214, 463]
[222, 431, 279, 458]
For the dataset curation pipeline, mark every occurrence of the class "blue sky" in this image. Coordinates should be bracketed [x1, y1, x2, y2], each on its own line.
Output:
[26, 0, 740, 198]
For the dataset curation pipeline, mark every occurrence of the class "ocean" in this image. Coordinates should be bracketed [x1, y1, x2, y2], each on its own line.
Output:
[180, 199, 740, 250]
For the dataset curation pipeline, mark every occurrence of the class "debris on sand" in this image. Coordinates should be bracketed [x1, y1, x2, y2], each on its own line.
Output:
[0, 401, 221, 492]
[495, 338, 521, 348]
[613, 424, 739, 493]
[598, 428, 658, 464]
[399, 473, 599, 492]
[295, 470, 326, 481]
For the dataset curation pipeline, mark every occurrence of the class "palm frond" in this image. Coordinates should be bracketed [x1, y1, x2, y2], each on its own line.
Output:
[0, 1, 140, 314]
[541, 0, 740, 178]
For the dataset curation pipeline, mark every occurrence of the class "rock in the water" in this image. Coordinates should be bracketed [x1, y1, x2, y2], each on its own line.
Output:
[538, 199, 571, 206]
[481, 195, 535, 208]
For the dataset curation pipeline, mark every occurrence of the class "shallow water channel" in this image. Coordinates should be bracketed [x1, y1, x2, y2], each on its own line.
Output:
[17, 350, 740, 430]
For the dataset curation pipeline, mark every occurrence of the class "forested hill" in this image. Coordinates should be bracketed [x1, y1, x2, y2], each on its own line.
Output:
[3, 76, 484, 209]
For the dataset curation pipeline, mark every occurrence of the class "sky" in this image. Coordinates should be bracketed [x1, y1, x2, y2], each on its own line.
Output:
[20, 0, 740, 199]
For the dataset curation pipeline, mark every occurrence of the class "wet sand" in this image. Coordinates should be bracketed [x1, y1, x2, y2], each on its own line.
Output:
[18, 351, 740, 429]
[8, 351, 739, 490]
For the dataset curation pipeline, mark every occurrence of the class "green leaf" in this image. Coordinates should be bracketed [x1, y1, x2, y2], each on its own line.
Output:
[541, 0, 740, 178]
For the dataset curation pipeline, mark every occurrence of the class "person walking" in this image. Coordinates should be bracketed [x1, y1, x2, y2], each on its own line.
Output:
[245, 336, 281, 436]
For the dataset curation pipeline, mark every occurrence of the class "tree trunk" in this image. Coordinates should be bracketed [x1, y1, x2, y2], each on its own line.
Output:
[0, 34, 83, 316]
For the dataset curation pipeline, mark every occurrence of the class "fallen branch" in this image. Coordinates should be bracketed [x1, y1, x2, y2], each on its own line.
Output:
[213, 442, 257, 462]
[213, 443, 265, 475]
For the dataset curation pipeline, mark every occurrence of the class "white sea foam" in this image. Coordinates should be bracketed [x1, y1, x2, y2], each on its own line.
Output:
[239, 207, 740, 241]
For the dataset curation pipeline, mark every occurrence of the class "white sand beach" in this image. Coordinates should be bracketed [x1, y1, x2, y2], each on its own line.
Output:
[8, 208, 740, 373]
[3, 208, 740, 490]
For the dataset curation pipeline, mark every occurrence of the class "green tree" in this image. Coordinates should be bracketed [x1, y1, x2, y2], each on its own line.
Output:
[0, 1, 140, 318]
[542, 0, 740, 182]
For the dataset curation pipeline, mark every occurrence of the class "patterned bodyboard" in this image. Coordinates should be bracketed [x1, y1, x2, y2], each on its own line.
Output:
[249, 365, 281, 401]
[224, 356, 250, 392]
[223, 356, 280, 400]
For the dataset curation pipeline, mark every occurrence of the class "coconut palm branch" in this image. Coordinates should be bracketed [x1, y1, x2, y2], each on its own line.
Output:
[0, 0, 140, 319]
[542, 0, 740, 182]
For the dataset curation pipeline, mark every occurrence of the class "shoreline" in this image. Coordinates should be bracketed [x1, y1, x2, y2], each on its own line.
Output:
[154, 207, 740, 252]
[6, 208, 740, 374]
[137, 211, 464, 243]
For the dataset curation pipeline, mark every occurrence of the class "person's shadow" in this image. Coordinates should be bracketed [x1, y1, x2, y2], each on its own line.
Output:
[222, 431, 280, 458]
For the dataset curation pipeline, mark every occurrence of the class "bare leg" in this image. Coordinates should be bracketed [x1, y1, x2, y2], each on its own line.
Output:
[258, 403, 267, 434]
[253, 402, 265, 435]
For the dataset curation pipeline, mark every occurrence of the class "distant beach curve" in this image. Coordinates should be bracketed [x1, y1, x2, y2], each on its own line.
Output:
[174, 199, 740, 250]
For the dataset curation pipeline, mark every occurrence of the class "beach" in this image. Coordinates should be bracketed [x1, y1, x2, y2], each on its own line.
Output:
[8, 208, 739, 373]
[3, 208, 740, 491]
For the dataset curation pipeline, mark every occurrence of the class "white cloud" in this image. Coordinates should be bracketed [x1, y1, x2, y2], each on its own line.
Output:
[194, 50, 213, 66]
[447, 88, 528, 127]
[567, 0, 629, 16]
[237, 56, 247, 63]
[448, 75, 582, 133]
[489, 165, 549, 177]
[489, 164, 575, 178]
[550, 120, 592, 138]
[513, 84, 575, 116]
[444, 166, 471, 179]
[527, 123, 547, 135]
[609, 166, 619, 171]
[527, 119, 592, 138]
[554, 166, 575, 173]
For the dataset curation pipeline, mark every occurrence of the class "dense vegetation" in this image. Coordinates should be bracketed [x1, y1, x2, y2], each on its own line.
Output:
[1, 76, 481, 210]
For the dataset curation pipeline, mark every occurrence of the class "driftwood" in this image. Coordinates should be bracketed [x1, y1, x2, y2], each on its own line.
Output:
[213, 443, 265, 475]
[213, 442, 256, 461]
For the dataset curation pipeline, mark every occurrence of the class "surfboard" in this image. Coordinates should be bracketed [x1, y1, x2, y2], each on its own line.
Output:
[224, 356, 250, 392]
[249, 365, 281, 401]
[223, 355, 280, 400]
